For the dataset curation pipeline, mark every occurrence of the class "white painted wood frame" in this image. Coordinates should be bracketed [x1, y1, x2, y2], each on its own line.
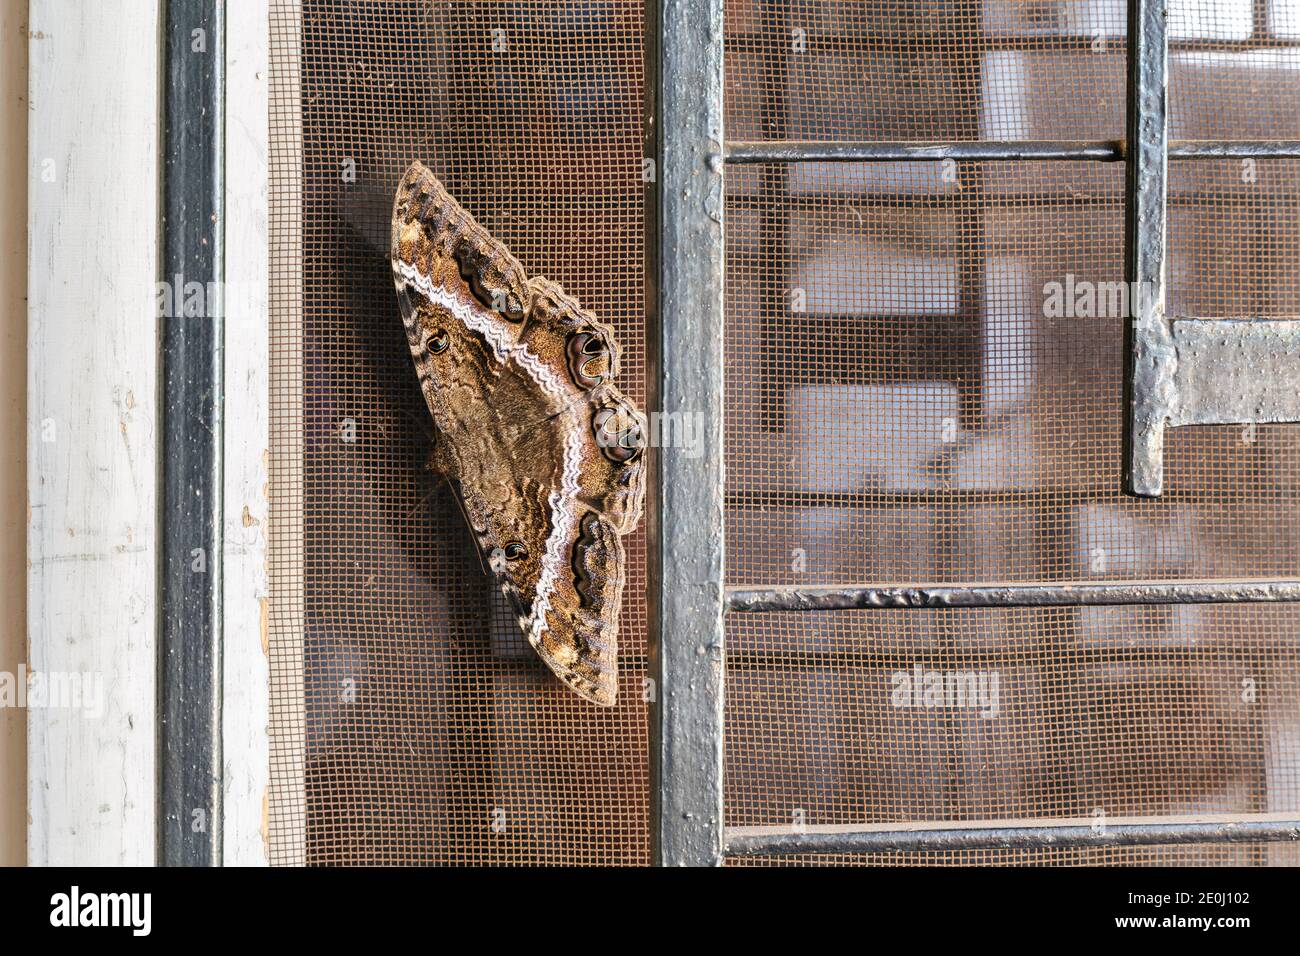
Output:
[224, 0, 272, 867]
[27, 0, 161, 865]
[28, 0, 272, 865]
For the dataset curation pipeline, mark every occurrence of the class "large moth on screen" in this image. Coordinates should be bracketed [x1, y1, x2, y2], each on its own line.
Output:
[390, 162, 646, 706]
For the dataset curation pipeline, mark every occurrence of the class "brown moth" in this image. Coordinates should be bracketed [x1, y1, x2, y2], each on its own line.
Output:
[390, 162, 646, 706]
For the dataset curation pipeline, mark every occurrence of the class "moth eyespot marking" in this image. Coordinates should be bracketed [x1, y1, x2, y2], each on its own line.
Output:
[456, 253, 527, 322]
[427, 330, 450, 354]
[566, 330, 611, 390]
[572, 512, 603, 606]
[503, 541, 529, 561]
[594, 406, 646, 464]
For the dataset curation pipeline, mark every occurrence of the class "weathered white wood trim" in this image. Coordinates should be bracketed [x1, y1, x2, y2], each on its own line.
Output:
[27, 0, 159, 866]
[223, 0, 271, 867]
[267, 0, 307, 866]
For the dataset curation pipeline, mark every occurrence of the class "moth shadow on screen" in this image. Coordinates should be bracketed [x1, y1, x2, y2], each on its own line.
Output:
[336, 176, 507, 642]
[338, 172, 547, 658]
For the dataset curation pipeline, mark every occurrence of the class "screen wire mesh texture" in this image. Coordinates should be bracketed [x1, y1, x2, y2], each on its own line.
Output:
[269, 0, 650, 865]
[723, 0, 1300, 866]
[727, 605, 1300, 852]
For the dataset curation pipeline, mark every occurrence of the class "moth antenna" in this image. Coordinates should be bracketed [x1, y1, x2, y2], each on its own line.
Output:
[402, 483, 440, 521]
[396, 404, 439, 447]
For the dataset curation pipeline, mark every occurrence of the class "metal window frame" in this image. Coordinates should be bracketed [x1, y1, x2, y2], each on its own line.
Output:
[652, 0, 1300, 863]
[159, 0, 226, 868]
[158, 0, 272, 871]
[651, 0, 728, 867]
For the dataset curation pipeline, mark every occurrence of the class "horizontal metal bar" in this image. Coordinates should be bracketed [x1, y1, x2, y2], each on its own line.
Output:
[724, 814, 1300, 855]
[725, 140, 1300, 164]
[1170, 140, 1300, 159]
[1170, 319, 1300, 426]
[725, 140, 1124, 163]
[726, 31, 1300, 57]
[726, 579, 1300, 612]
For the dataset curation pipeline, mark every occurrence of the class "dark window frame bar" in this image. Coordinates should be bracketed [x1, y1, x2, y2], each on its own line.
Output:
[724, 815, 1300, 856]
[159, 0, 225, 867]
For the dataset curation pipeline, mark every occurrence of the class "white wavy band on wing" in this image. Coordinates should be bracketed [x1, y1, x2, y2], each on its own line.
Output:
[394, 260, 582, 646]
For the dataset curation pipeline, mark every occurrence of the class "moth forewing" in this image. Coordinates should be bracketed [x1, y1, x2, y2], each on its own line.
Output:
[390, 162, 646, 706]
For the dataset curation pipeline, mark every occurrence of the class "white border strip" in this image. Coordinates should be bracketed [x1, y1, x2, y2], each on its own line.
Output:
[223, 0, 271, 866]
[27, 0, 159, 866]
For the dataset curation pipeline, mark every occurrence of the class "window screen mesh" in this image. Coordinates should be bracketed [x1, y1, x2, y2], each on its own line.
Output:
[722, 0, 1300, 866]
[726, 606, 1300, 832]
[725, 160, 1300, 588]
[269, 0, 651, 865]
[269, 0, 1300, 865]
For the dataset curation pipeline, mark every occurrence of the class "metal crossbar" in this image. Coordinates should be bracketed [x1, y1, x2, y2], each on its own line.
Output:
[724, 140, 1300, 163]
[726, 580, 1300, 613]
[725, 815, 1300, 856]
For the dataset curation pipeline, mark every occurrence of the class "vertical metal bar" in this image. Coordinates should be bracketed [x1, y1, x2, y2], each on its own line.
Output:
[651, 0, 727, 866]
[159, 0, 225, 866]
[1123, 0, 1172, 496]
